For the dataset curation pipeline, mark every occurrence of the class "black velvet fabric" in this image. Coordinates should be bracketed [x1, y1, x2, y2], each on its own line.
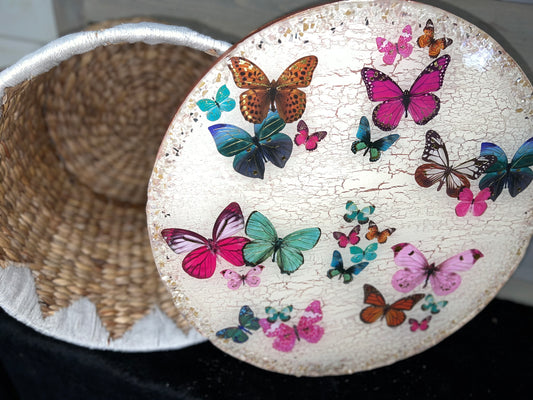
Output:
[1, 299, 532, 399]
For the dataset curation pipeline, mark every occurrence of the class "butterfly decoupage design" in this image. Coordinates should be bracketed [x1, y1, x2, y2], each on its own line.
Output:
[196, 84, 236, 121]
[328, 250, 368, 283]
[361, 55, 451, 131]
[455, 187, 492, 217]
[391, 243, 484, 296]
[161, 202, 250, 279]
[421, 294, 448, 314]
[415, 130, 496, 198]
[294, 120, 327, 151]
[360, 284, 425, 327]
[228, 56, 318, 124]
[243, 210, 321, 275]
[350, 243, 378, 263]
[260, 300, 324, 352]
[265, 305, 293, 323]
[365, 220, 396, 244]
[478, 137, 533, 200]
[333, 226, 361, 248]
[417, 19, 453, 58]
[376, 24, 414, 65]
[216, 305, 260, 343]
[409, 316, 432, 332]
[344, 201, 375, 224]
[209, 111, 292, 179]
[351, 116, 399, 162]
[221, 265, 264, 289]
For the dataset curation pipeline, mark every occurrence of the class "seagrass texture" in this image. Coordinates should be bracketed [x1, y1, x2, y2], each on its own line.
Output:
[0, 39, 214, 338]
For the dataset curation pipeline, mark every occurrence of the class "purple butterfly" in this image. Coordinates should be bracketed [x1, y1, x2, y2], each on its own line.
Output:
[361, 55, 451, 131]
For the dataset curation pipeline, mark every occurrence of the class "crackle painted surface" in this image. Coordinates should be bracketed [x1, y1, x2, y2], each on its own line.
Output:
[147, 0, 533, 376]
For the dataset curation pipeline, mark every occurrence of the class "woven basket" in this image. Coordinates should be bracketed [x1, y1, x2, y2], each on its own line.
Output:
[0, 21, 230, 349]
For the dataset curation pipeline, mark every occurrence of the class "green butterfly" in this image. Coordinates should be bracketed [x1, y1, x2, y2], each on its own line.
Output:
[216, 305, 260, 343]
[265, 305, 293, 323]
[243, 211, 321, 275]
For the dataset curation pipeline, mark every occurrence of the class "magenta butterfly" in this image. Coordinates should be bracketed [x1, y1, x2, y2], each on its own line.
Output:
[259, 300, 324, 352]
[409, 316, 432, 332]
[161, 202, 250, 279]
[455, 187, 492, 217]
[376, 25, 413, 65]
[333, 226, 361, 248]
[391, 243, 483, 296]
[294, 120, 327, 151]
[221, 265, 263, 289]
[361, 54, 450, 131]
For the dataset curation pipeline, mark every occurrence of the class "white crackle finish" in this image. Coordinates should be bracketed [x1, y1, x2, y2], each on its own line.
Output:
[147, 0, 533, 376]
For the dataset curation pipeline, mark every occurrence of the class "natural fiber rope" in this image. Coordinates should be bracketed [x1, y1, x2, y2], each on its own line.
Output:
[0, 22, 228, 339]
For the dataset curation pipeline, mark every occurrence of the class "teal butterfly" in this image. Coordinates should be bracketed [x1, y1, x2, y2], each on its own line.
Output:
[421, 294, 448, 314]
[327, 250, 369, 284]
[196, 84, 236, 121]
[351, 116, 400, 162]
[243, 211, 321, 275]
[343, 201, 375, 224]
[350, 243, 378, 263]
[265, 305, 293, 323]
[215, 305, 260, 343]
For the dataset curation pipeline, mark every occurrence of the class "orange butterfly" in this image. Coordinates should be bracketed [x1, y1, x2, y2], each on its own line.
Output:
[417, 19, 453, 58]
[360, 284, 424, 327]
[227, 56, 318, 124]
[365, 220, 396, 244]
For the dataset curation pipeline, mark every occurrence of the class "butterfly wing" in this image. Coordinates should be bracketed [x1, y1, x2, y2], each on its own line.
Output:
[471, 188, 492, 216]
[197, 98, 221, 121]
[455, 188, 474, 217]
[429, 38, 453, 58]
[221, 269, 244, 290]
[386, 293, 425, 327]
[297, 300, 324, 343]
[430, 249, 483, 295]
[508, 137, 533, 197]
[479, 142, 509, 200]
[328, 250, 345, 279]
[364, 243, 378, 261]
[216, 327, 249, 343]
[350, 262, 369, 276]
[239, 305, 261, 331]
[369, 134, 400, 161]
[294, 120, 309, 146]
[360, 284, 386, 323]
[255, 111, 293, 169]
[243, 265, 263, 287]
[305, 131, 327, 151]
[259, 320, 297, 352]
[211, 203, 250, 266]
[391, 243, 430, 293]
[243, 211, 277, 266]
[397, 25, 414, 58]
[161, 228, 208, 254]
[215, 84, 236, 112]
[417, 19, 434, 49]
[376, 37, 398, 65]
[277, 228, 321, 274]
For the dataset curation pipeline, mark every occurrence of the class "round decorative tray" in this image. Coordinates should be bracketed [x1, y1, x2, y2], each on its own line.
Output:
[147, 0, 533, 376]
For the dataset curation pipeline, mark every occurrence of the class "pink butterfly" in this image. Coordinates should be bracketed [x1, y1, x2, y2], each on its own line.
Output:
[294, 120, 327, 151]
[333, 226, 361, 248]
[161, 202, 250, 279]
[455, 187, 492, 217]
[259, 300, 324, 352]
[221, 266, 264, 289]
[409, 316, 432, 332]
[391, 243, 483, 296]
[376, 25, 414, 65]
[361, 54, 451, 131]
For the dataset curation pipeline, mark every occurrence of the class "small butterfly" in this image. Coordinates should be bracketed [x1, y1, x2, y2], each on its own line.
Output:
[360, 284, 425, 327]
[455, 187, 492, 217]
[216, 305, 260, 343]
[417, 19, 453, 58]
[220, 265, 264, 290]
[376, 24, 413, 65]
[228, 55, 318, 124]
[259, 300, 324, 352]
[365, 220, 396, 244]
[343, 201, 375, 224]
[333, 226, 361, 248]
[351, 116, 400, 162]
[415, 130, 496, 198]
[479, 137, 533, 200]
[294, 120, 327, 151]
[350, 243, 378, 263]
[161, 202, 250, 279]
[328, 250, 369, 283]
[265, 305, 293, 323]
[243, 210, 321, 275]
[209, 111, 292, 179]
[409, 316, 432, 332]
[421, 294, 448, 314]
[391, 243, 483, 296]
[361, 54, 450, 131]
[196, 84, 236, 121]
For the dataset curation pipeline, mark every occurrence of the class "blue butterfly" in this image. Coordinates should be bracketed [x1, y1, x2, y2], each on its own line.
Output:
[243, 210, 321, 274]
[209, 111, 293, 179]
[196, 85, 236, 121]
[350, 243, 378, 263]
[265, 305, 293, 323]
[421, 294, 448, 314]
[215, 305, 260, 343]
[351, 116, 399, 162]
[343, 201, 375, 224]
[327, 250, 368, 284]
[479, 137, 533, 200]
